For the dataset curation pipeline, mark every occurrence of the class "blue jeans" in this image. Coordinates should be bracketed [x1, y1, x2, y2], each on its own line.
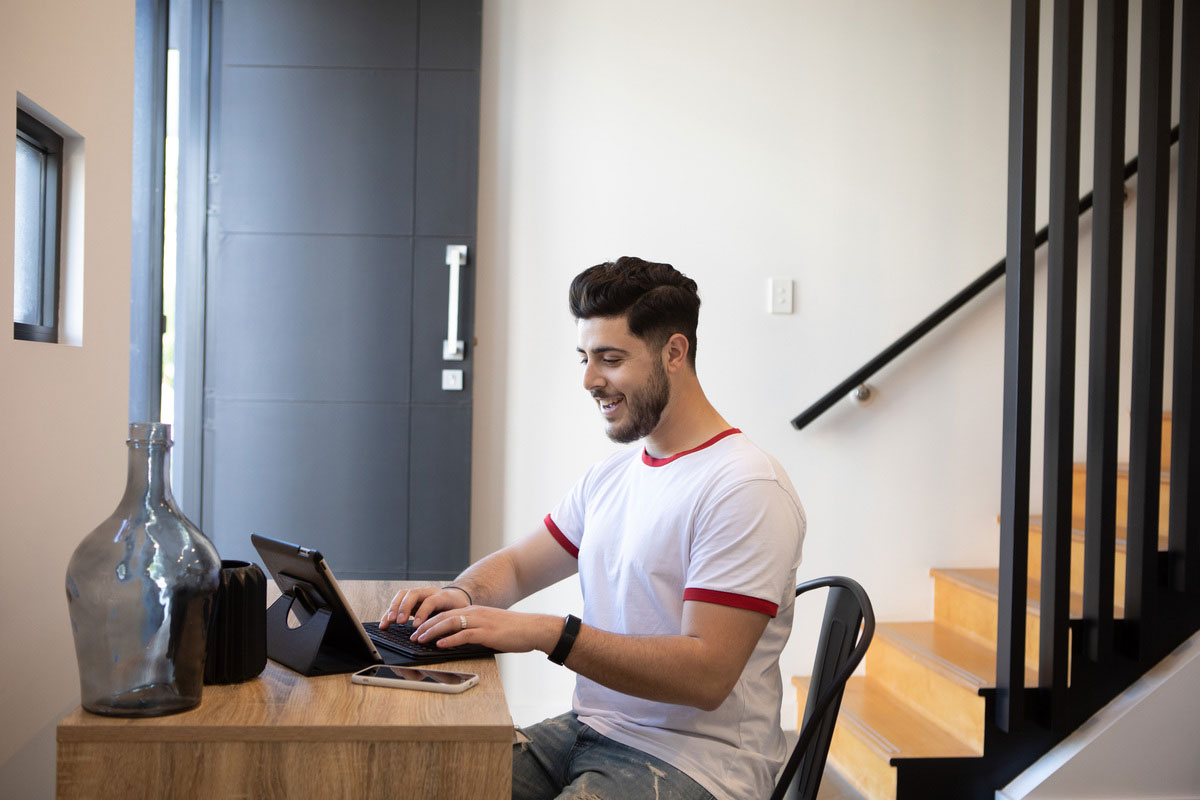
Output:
[512, 712, 716, 800]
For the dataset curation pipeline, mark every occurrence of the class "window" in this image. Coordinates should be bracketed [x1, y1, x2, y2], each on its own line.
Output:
[14, 108, 64, 343]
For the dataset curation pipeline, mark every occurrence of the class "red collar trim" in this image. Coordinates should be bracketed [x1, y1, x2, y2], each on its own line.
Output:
[642, 428, 741, 467]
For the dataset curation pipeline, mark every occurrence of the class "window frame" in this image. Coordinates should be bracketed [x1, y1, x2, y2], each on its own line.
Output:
[14, 107, 64, 343]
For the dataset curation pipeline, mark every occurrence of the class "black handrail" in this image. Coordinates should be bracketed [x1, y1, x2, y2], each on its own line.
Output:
[790, 124, 1181, 432]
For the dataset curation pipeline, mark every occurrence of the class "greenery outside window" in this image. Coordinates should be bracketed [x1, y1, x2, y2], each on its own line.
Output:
[14, 108, 64, 343]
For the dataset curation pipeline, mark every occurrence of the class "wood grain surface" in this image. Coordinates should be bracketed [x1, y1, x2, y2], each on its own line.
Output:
[57, 581, 513, 799]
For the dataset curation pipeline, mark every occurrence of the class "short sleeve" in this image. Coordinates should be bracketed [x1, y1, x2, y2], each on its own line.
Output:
[546, 471, 589, 559]
[683, 479, 805, 617]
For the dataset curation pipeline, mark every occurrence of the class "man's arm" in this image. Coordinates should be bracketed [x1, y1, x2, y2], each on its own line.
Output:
[414, 598, 769, 711]
[380, 523, 578, 628]
[562, 599, 770, 711]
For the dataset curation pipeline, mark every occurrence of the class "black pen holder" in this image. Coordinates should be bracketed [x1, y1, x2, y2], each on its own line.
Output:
[204, 560, 268, 684]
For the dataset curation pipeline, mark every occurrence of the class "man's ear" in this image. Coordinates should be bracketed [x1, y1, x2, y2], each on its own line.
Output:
[662, 333, 690, 373]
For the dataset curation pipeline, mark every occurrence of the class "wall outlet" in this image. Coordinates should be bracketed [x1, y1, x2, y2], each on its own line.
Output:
[769, 278, 793, 314]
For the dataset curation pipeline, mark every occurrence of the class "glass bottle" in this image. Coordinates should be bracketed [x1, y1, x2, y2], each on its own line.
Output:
[65, 422, 221, 716]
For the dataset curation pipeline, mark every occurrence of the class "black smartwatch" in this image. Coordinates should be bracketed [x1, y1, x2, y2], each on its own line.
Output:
[548, 614, 582, 665]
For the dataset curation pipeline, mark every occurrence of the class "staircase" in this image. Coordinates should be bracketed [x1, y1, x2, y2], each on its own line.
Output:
[784, 2, 1198, 793]
[794, 415, 1173, 800]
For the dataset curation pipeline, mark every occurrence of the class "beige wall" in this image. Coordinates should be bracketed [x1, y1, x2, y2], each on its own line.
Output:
[1, 0, 135, 796]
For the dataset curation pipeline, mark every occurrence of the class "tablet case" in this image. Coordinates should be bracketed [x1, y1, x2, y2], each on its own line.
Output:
[251, 533, 385, 676]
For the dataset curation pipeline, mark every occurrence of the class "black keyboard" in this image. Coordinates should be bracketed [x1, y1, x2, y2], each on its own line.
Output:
[362, 620, 495, 663]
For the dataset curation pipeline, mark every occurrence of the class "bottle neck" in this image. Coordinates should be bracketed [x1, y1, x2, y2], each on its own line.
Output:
[119, 440, 176, 510]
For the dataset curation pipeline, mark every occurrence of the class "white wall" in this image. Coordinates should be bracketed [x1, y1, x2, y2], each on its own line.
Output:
[0, 1, 1183, 795]
[0, 1, 135, 797]
[472, 0, 1180, 731]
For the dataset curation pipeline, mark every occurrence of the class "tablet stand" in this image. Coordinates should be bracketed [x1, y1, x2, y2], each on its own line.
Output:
[265, 582, 367, 676]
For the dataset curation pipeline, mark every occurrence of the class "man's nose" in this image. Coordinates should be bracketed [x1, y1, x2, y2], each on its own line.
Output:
[582, 362, 603, 393]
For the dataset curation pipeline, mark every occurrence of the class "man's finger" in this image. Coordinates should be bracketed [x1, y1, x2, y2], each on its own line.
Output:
[411, 595, 445, 627]
[382, 588, 430, 628]
[379, 591, 405, 629]
[396, 589, 422, 620]
[412, 609, 452, 641]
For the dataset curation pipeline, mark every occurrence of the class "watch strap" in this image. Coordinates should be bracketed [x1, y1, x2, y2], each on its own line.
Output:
[547, 614, 582, 665]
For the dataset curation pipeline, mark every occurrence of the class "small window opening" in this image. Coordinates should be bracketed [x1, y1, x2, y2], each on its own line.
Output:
[14, 108, 63, 343]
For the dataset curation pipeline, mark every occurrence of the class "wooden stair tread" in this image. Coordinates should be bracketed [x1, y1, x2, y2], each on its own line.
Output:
[1074, 462, 1171, 482]
[929, 567, 1125, 617]
[875, 622, 1034, 691]
[792, 676, 979, 761]
[1028, 515, 1168, 549]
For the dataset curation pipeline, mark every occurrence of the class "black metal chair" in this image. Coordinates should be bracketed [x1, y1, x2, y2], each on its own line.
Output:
[771, 576, 875, 800]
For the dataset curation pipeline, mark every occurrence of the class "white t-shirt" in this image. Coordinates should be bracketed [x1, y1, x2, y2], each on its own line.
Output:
[546, 428, 806, 800]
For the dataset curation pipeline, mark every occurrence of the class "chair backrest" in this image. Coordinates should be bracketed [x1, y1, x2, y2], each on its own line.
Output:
[771, 576, 875, 800]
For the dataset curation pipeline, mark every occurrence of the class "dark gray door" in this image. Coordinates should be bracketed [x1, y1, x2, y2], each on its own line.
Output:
[201, 0, 479, 578]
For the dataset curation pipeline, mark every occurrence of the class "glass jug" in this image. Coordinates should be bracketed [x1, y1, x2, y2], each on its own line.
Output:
[65, 422, 221, 716]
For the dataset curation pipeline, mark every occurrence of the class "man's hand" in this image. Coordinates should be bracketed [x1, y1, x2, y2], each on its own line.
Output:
[379, 524, 579, 631]
[380, 586, 471, 629]
[411, 606, 561, 654]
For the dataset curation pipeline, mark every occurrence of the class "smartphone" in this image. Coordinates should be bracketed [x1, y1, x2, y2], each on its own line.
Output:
[350, 665, 479, 694]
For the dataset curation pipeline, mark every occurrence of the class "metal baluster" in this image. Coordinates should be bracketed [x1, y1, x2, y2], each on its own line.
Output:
[1169, 1, 1200, 599]
[1041, 0, 1083, 731]
[1125, 0, 1174, 658]
[997, 0, 1040, 733]
[1083, 0, 1129, 666]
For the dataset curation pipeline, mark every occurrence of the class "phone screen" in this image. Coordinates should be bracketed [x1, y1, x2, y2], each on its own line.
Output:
[363, 666, 474, 685]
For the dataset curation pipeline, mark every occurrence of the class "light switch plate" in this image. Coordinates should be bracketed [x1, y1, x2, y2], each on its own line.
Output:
[769, 278, 793, 314]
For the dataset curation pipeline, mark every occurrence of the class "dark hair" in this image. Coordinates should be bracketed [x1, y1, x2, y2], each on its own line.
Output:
[569, 256, 700, 366]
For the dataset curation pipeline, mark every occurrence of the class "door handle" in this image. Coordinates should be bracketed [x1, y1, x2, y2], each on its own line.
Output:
[443, 245, 468, 361]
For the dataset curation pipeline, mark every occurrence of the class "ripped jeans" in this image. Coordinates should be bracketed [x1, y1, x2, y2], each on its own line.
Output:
[512, 712, 716, 800]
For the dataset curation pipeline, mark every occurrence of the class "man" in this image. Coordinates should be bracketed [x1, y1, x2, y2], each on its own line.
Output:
[381, 257, 805, 800]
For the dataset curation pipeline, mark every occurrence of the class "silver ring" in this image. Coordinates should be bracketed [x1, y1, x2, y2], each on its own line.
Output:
[459, 615, 468, 630]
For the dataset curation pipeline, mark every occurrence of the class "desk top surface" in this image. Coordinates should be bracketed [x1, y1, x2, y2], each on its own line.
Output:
[58, 580, 513, 744]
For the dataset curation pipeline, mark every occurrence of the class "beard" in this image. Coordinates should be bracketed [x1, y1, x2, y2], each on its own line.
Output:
[605, 360, 670, 444]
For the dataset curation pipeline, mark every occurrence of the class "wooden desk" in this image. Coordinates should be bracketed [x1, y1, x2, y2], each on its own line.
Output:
[57, 581, 513, 799]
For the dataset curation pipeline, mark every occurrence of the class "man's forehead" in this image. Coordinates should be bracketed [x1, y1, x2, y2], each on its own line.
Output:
[576, 315, 640, 351]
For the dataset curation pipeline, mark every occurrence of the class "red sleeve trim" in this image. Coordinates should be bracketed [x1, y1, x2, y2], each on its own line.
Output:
[544, 514, 579, 559]
[683, 587, 779, 617]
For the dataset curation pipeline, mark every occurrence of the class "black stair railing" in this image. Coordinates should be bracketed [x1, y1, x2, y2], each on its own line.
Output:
[991, 22, 1200, 800]
[788, 127, 1180, 435]
[997, 0, 1200, 741]
[789, 0, 1199, 793]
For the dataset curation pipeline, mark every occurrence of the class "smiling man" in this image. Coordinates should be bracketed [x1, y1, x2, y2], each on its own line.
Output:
[381, 257, 806, 800]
